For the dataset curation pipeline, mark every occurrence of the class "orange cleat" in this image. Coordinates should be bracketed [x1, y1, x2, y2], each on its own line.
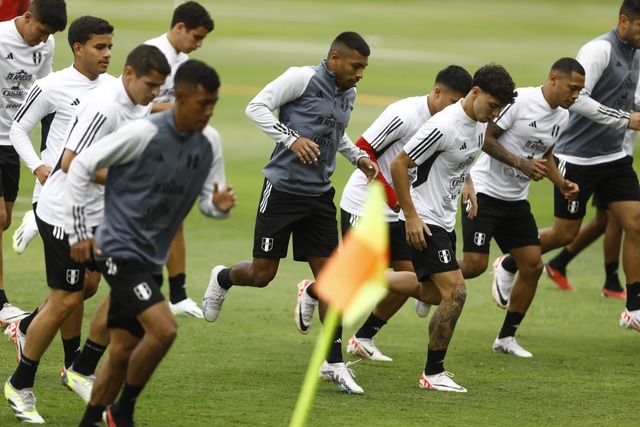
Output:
[544, 263, 576, 291]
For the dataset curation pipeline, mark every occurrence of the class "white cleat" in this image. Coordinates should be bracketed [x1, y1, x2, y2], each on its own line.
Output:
[61, 365, 95, 403]
[619, 308, 640, 332]
[319, 361, 364, 395]
[492, 336, 533, 358]
[414, 299, 432, 318]
[346, 335, 392, 362]
[12, 210, 38, 255]
[0, 303, 30, 328]
[4, 378, 44, 423]
[294, 279, 318, 334]
[419, 371, 467, 393]
[491, 256, 515, 309]
[170, 297, 204, 318]
[202, 265, 228, 322]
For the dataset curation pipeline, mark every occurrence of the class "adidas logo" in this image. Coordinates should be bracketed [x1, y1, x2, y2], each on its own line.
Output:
[5, 53, 13, 60]
[313, 91, 324, 98]
[459, 142, 467, 150]
[616, 61, 623, 67]
[528, 121, 537, 128]
[70, 98, 80, 106]
[152, 153, 165, 162]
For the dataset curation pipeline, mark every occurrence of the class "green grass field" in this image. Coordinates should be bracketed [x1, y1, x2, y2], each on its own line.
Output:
[1, 0, 638, 425]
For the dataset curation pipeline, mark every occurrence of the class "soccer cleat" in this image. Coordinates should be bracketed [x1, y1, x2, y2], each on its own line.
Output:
[12, 210, 38, 255]
[318, 361, 364, 395]
[202, 265, 228, 322]
[491, 256, 515, 309]
[418, 371, 467, 393]
[294, 279, 318, 334]
[492, 336, 533, 358]
[414, 299, 432, 318]
[619, 308, 640, 332]
[346, 335, 392, 362]
[601, 286, 627, 299]
[0, 303, 30, 327]
[170, 297, 204, 318]
[61, 365, 95, 403]
[106, 404, 135, 427]
[544, 263, 576, 291]
[4, 321, 25, 363]
[4, 378, 44, 424]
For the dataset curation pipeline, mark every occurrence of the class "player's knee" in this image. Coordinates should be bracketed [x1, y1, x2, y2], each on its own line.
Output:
[518, 258, 544, 280]
[83, 273, 101, 300]
[151, 317, 177, 347]
[250, 270, 276, 288]
[462, 262, 487, 279]
[0, 210, 8, 231]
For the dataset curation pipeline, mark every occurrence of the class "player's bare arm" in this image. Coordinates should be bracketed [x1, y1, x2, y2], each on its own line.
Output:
[461, 176, 478, 219]
[543, 148, 579, 200]
[289, 136, 320, 164]
[628, 111, 640, 130]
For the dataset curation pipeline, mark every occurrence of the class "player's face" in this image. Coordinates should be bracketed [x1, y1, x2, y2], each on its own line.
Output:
[472, 89, 504, 123]
[552, 71, 585, 109]
[620, 15, 640, 49]
[431, 86, 466, 114]
[176, 25, 209, 54]
[125, 68, 167, 106]
[21, 12, 56, 46]
[330, 50, 368, 90]
[75, 33, 113, 79]
[175, 84, 219, 133]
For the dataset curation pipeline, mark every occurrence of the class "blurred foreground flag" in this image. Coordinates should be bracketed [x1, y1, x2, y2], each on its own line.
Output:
[315, 181, 389, 327]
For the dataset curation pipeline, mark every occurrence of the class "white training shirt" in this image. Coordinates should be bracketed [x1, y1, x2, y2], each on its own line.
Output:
[36, 77, 152, 228]
[400, 100, 486, 232]
[340, 95, 430, 222]
[471, 86, 569, 201]
[0, 18, 55, 145]
[144, 34, 188, 103]
[10, 65, 115, 202]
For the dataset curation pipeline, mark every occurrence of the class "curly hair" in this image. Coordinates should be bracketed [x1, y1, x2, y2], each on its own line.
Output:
[472, 64, 517, 106]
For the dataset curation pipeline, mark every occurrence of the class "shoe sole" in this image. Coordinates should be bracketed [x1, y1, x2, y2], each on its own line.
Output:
[294, 280, 313, 334]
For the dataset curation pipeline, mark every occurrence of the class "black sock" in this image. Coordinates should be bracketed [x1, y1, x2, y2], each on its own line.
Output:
[168, 273, 187, 304]
[73, 339, 107, 376]
[355, 313, 386, 339]
[501, 256, 518, 274]
[10, 354, 39, 390]
[603, 262, 621, 289]
[306, 281, 317, 300]
[217, 268, 234, 290]
[424, 348, 447, 375]
[626, 282, 640, 311]
[18, 308, 39, 335]
[548, 248, 575, 273]
[113, 382, 144, 421]
[498, 311, 526, 339]
[326, 326, 343, 364]
[0, 289, 8, 305]
[79, 404, 106, 427]
[62, 335, 82, 370]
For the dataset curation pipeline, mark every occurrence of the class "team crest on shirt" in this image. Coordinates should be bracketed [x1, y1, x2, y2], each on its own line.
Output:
[32, 52, 42, 65]
[66, 269, 80, 285]
[134, 282, 152, 301]
[261, 237, 274, 252]
[438, 249, 451, 264]
[473, 232, 486, 246]
[567, 200, 579, 214]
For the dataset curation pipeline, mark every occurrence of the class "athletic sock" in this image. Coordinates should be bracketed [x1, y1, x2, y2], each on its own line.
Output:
[217, 268, 234, 290]
[73, 338, 107, 376]
[547, 248, 575, 273]
[11, 354, 39, 390]
[78, 404, 106, 427]
[501, 256, 518, 274]
[424, 348, 447, 375]
[603, 262, 621, 290]
[354, 313, 386, 339]
[168, 273, 187, 304]
[112, 383, 143, 421]
[62, 335, 81, 369]
[18, 307, 39, 335]
[626, 282, 640, 311]
[498, 311, 525, 339]
[0, 289, 8, 305]
[326, 326, 343, 364]
[306, 282, 318, 300]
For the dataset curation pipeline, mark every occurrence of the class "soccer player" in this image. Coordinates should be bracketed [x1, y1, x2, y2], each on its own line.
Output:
[459, 58, 583, 358]
[495, 0, 640, 332]
[3, 44, 170, 424]
[202, 32, 378, 394]
[69, 59, 233, 427]
[390, 64, 516, 392]
[0, 0, 67, 326]
[335, 65, 473, 362]
[145, 0, 215, 318]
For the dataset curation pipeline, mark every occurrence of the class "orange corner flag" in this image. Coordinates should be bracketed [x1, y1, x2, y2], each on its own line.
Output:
[315, 181, 389, 327]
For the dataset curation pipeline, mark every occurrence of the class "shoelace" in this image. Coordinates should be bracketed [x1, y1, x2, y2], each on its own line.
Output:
[345, 359, 362, 378]
[20, 390, 36, 411]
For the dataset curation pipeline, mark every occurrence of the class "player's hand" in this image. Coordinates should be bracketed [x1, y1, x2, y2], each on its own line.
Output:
[70, 238, 100, 263]
[358, 157, 379, 182]
[391, 202, 401, 213]
[461, 191, 478, 219]
[212, 182, 237, 212]
[405, 215, 430, 251]
[628, 112, 640, 131]
[290, 137, 320, 164]
[34, 165, 52, 185]
[519, 158, 548, 181]
[560, 179, 579, 201]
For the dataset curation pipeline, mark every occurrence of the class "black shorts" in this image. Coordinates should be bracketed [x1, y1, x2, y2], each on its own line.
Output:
[340, 208, 411, 261]
[402, 221, 459, 282]
[554, 155, 640, 219]
[252, 179, 338, 261]
[96, 258, 164, 338]
[0, 146, 20, 201]
[36, 213, 97, 292]
[462, 193, 540, 254]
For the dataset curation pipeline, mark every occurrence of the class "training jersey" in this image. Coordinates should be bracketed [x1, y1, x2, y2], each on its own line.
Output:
[0, 18, 55, 146]
[340, 95, 430, 222]
[472, 86, 568, 201]
[399, 100, 485, 232]
[64, 110, 228, 269]
[555, 29, 640, 165]
[10, 65, 115, 202]
[246, 60, 368, 197]
[36, 77, 152, 228]
[144, 34, 187, 103]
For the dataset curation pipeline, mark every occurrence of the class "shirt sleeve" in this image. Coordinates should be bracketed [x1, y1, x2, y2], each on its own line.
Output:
[403, 121, 448, 165]
[337, 132, 369, 165]
[245, 66, 314, 149]
[64, 100, 118, 154]
[198, 126, 231, 219]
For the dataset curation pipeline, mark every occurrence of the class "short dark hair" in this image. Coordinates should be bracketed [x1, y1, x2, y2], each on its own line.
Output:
[550, 57, 585, 76]
[175, 60, 220, 93]
[434, 65, 473, 95]
[67, 16, 113, 51]
[621, 0, 640, 19]
[329, 31, 370, 58]
[473, 64, 517, 106]
[171, 1, 214, 32]
[125, 44, 171, 78]
[30, 0, 67, 32]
